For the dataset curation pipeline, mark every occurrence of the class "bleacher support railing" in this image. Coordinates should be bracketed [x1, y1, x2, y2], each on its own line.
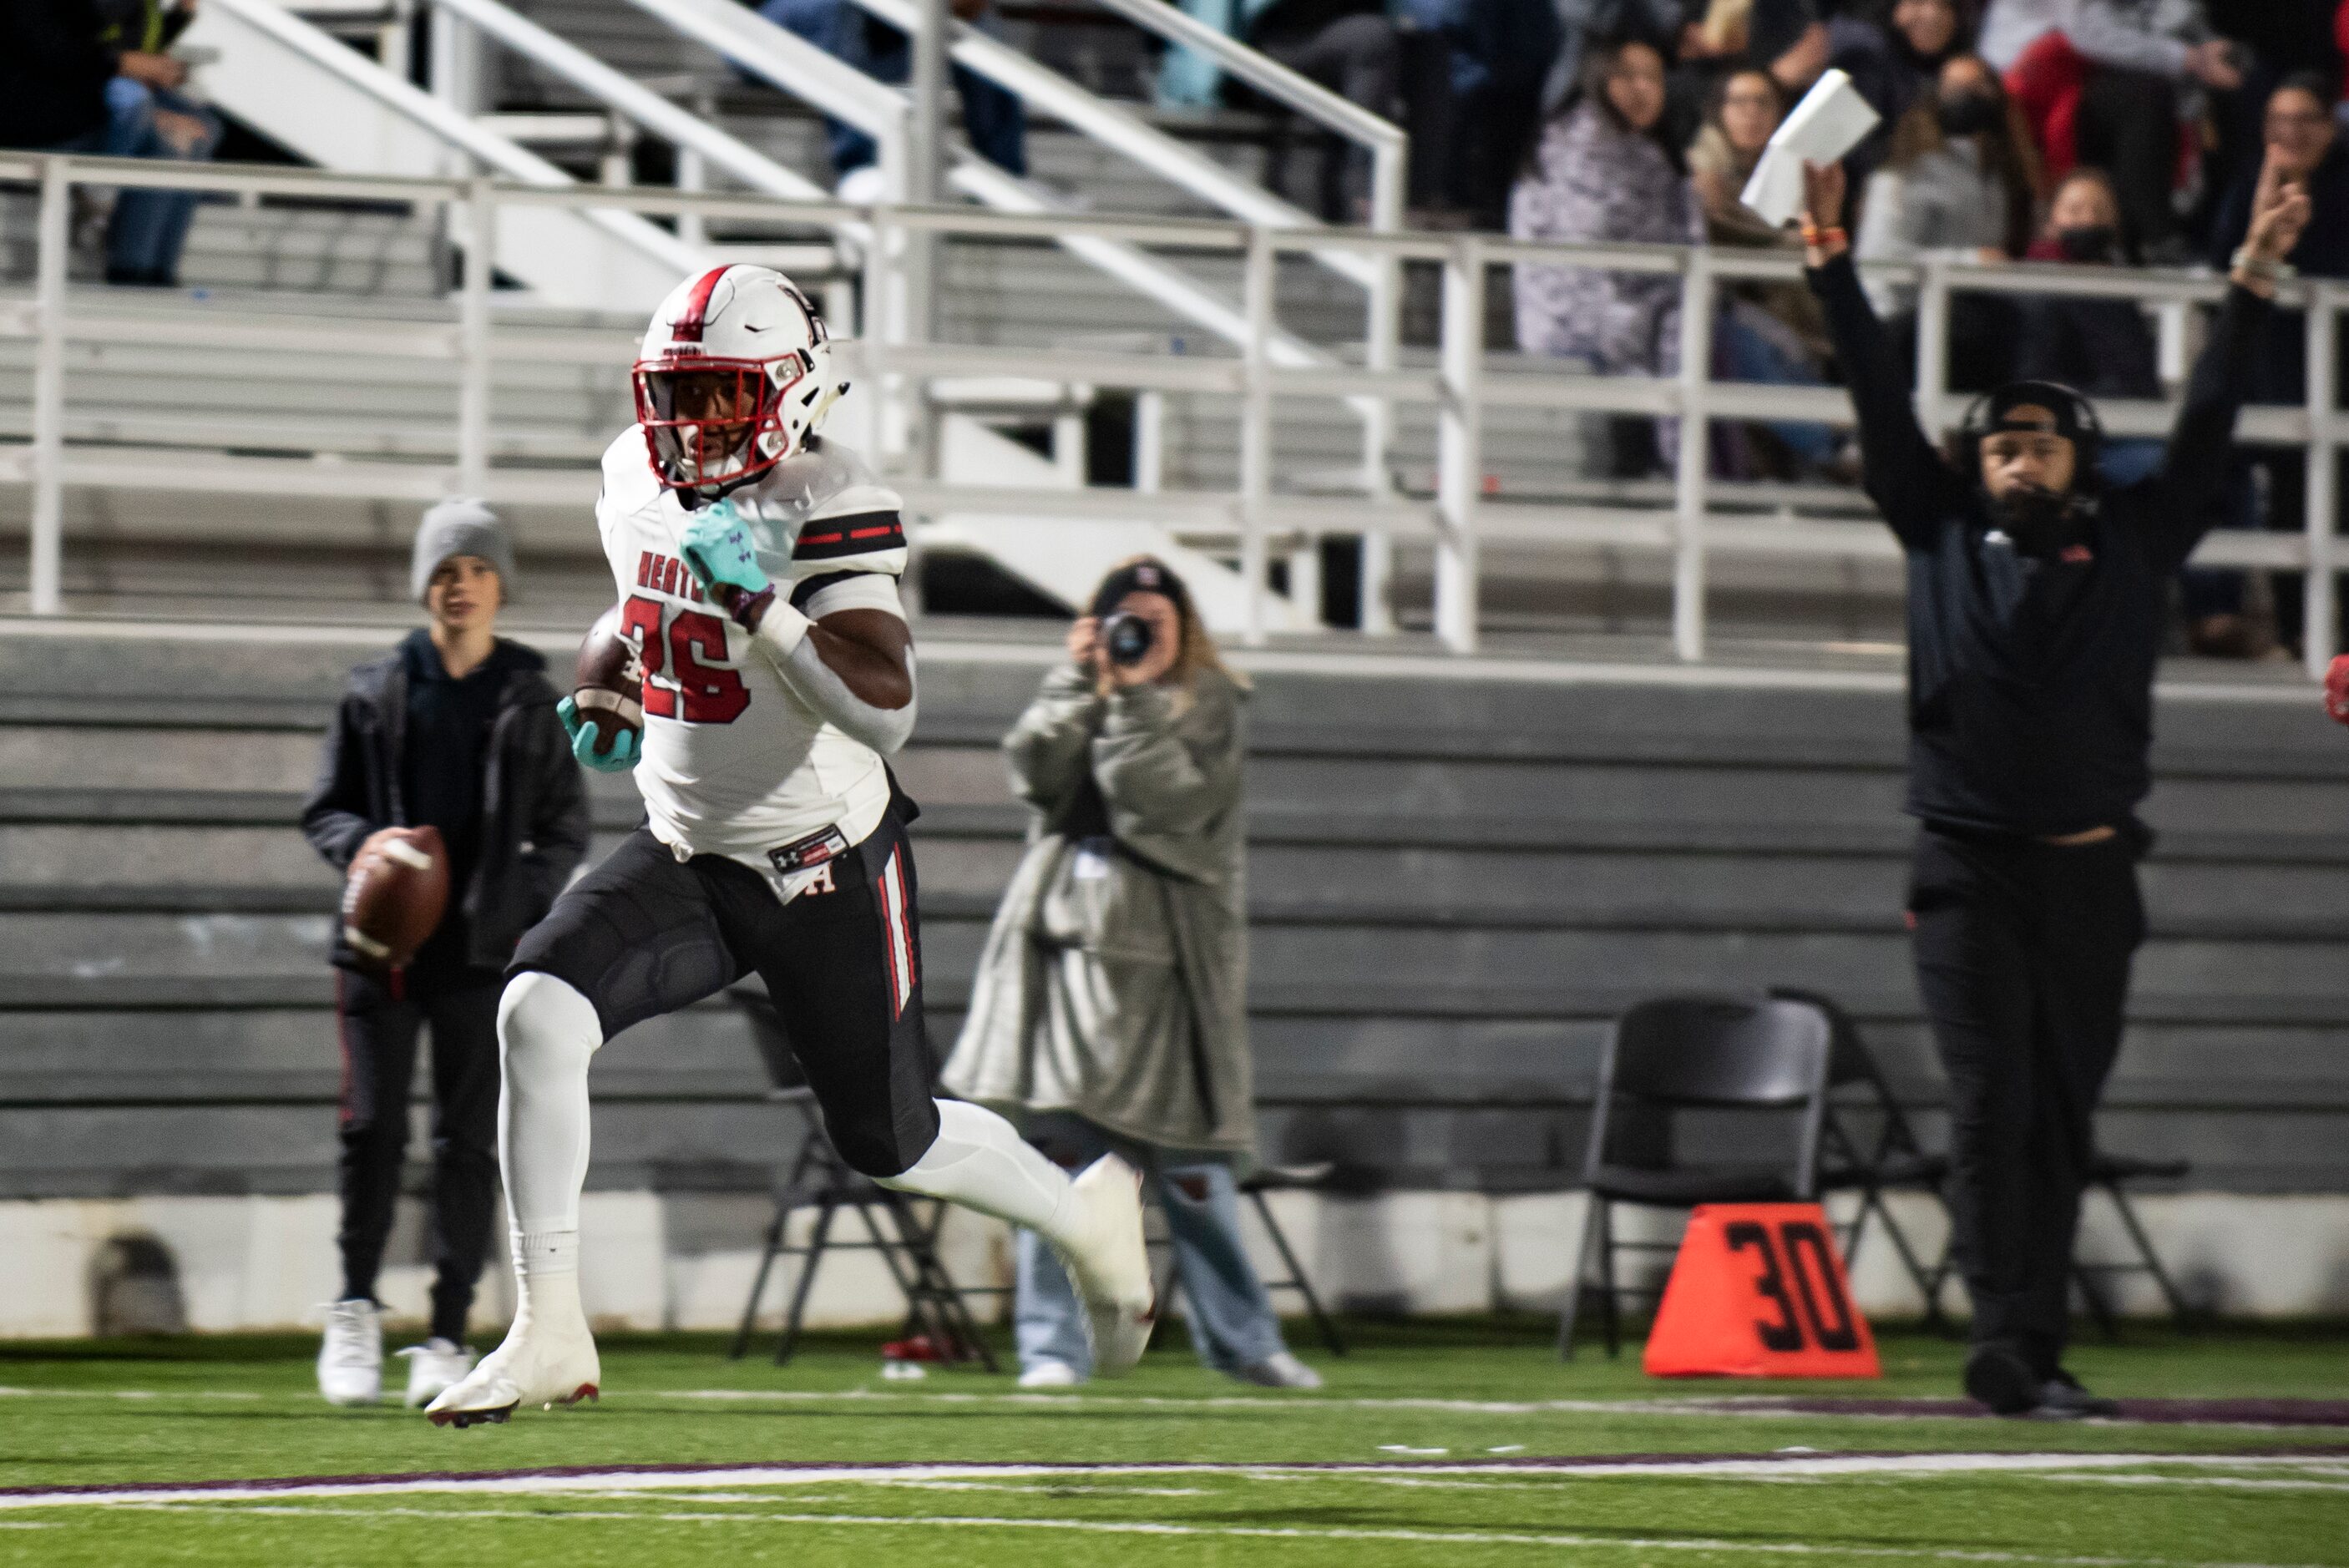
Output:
[1, 153, 2338, 675]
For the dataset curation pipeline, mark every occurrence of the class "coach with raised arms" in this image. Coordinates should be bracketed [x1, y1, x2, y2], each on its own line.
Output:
[1796, 149, 2309, 1417]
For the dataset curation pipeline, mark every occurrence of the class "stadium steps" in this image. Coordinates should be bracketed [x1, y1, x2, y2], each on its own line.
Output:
[2, 622, 2346, 1198]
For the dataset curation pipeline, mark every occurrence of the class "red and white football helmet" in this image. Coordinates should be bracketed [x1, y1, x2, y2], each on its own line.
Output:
[631, 265, 843, 493]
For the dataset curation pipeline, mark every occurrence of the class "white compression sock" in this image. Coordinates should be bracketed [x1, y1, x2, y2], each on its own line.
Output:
[878, 1100, 1076, 1242]
[497, 971, 604, 1324]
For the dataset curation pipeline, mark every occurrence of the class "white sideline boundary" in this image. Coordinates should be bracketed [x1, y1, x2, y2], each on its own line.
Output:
[0, 615, 2318, 704]
[6, 1449, 2346, 1511]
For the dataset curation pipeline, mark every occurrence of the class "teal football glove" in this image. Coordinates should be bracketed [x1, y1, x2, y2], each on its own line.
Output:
[559, 693, 640, 773]
[676, 498, 773, 625]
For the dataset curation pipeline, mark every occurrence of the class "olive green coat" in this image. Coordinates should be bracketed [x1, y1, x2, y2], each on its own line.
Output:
[941, 664, 1253, 1154]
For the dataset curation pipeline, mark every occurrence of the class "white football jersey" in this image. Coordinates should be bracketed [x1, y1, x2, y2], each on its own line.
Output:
[595, 430, 910, 883]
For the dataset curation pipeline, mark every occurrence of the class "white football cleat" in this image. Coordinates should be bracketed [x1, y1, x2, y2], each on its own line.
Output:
[398, 1338, 477, 1409]
[1233, 1350, 1324, 1390]
[1049, 1154, 1156, 1378]
[317, 1298, 383, 1407]
[424, 1303, 599, 1428]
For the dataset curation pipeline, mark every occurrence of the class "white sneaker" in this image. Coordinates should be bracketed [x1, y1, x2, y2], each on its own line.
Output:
[423, 1298, 600, 1428]
[397, 1338, 476, 1409]
[1048, 1154, 1156, 1378]
[317, 1299, 383, 1407]
[1017, 1360, 1084, 1389]
[1233, 1350, 1324, 1390]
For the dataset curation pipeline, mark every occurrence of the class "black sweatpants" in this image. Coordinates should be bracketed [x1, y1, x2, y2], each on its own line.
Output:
[1907, 826, 2146, 1374]
[510, 812, 939, 1177]
[2073, 68, 2182, 251]
[335, 964, 504, 1343]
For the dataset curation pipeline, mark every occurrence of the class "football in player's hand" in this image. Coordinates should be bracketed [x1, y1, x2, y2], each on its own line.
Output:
[573, 605, 646, 759]
[342, 825, 448, 969]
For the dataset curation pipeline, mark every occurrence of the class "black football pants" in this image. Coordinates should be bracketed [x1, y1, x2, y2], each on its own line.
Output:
[509, 814, 939, 1178]
[1907, 826, 2145, 1374]
[335, 964, 503, 1344]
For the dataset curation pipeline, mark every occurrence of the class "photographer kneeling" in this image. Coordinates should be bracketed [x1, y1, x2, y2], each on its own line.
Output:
[944, 559, 1319, 1390]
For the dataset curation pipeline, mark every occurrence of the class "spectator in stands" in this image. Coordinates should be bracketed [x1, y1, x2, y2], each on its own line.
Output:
[2014, 169, 2164, 479]
[759, 0, 1025, 196]
[1159, 0, 1401, 220]
[1398, 0, 1561, 228]
[1511, 36, 1700, 477]
[0, 0, 220, 286]
[1853, 53, 2038, 387]
[301, 502, 590, 1411]
[1689, 68, 1842, 473]
[1541, 0, 1685, 121]
[2200, 73, 2349, 656]
[1678, 0, 1833, 99]
[2201, 2, 2337, 242]
[94, 1, 220, 287]
[944, 559, 1319, 1393]
[1830, 0, 1972, 197]
[1982, 0, 2241, 258]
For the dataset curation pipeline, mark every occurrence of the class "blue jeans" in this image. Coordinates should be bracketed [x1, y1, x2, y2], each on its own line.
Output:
[1015, 1112, 1287, 1378]
[757, 0, 1025, 180]
[57, 78, 222, 284]
[1718, 308, 1839, 468]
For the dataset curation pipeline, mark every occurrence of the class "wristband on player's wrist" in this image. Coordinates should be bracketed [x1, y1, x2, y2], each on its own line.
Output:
[750, 598, 813, 660]
[725, 583, 776, 633]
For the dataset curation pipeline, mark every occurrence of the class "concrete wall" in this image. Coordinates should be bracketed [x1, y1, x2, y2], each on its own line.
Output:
[11, 1186, 2349, 1339]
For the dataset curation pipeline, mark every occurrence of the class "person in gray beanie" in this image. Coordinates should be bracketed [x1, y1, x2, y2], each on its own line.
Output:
[301, 498, 589, 1412]
[410, 497, 519, 604]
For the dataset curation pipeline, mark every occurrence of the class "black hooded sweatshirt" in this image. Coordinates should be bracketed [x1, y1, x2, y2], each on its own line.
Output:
[1805, 252, 2269, 838]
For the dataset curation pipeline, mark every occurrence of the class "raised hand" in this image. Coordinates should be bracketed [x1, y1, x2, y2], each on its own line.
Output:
[2242, 148, 2314, 270]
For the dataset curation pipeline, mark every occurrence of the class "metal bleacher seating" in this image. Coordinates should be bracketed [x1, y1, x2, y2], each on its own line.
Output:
[6, 632, 2349, 1242]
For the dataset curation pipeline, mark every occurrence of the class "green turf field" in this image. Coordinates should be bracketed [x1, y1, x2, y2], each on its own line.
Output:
[3, 1321, 2346, 1565]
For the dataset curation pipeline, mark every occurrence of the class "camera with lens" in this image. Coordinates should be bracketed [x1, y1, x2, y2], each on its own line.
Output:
[1098, 611, 1155, 668]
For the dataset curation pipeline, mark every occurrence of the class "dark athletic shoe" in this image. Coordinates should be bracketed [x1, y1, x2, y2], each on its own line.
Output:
[1963, 1343, 2042, 1416]
[2032, 1371, 2120, 1420]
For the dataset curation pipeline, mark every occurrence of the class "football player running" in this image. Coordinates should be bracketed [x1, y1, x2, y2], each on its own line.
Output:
[427, 266, 1155, 1426]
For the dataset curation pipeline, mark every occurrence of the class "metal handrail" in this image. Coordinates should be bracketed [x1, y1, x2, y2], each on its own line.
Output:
[429, 0, 838, 209]
[1086, 0, 1402, 153]
[2, 153, 2337, 672]
[200, 0, 701, 275]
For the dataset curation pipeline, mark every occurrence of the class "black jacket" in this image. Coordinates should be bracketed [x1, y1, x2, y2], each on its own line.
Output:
[1808, 252, 2267, 838]
[301, 637, 590, 973]
[0, 0, 116, 149]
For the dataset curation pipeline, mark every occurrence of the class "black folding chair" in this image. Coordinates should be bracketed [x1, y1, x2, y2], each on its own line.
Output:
[1769, 987, 1955, 1332]
[726, 987, 1001, 1369]
[1561, 994, 1834, 1358]
[2070, 1153, 2196, 1334]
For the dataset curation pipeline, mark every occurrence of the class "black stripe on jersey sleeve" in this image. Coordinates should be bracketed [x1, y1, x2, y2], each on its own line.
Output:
[789, 569, 882, 610]
[794, 510, 906, 561]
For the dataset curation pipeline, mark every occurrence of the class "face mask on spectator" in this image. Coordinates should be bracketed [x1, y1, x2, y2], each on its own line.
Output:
[2055, 225, 2120, 264]
[1936, 92, 1999, 139]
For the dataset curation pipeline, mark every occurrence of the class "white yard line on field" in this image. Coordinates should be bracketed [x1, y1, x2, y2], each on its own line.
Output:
[0, 1388, 260, 1401]
[6, 1451, 2347, 1511]
[93, 1500, 2346, 1568]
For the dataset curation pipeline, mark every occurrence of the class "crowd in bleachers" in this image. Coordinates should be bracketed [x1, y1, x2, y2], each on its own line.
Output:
[1476, 0, 2347, 659]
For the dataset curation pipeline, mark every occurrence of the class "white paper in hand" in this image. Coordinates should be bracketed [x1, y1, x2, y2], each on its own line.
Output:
[1740, 69, 1881, 227]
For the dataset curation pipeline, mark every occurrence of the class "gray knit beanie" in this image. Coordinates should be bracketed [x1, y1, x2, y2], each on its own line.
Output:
[412, 498, 515, 604]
